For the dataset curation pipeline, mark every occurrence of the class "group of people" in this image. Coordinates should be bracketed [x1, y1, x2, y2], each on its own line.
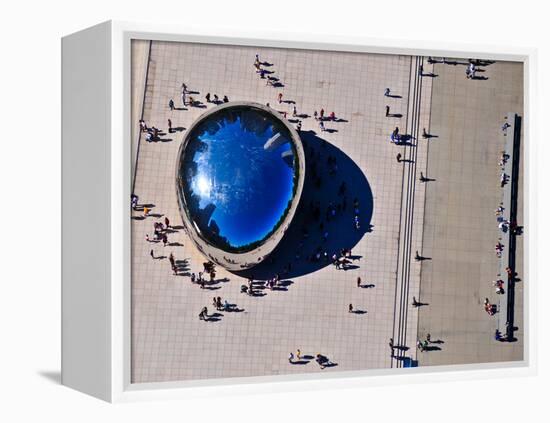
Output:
[139, 119, 163, 142]
[189, 261, 218, 288]
[145, 218, 170, 247]
[240, 274, 284, 295]
[288, 350, 335, 369]
[416, 334, 437, 352]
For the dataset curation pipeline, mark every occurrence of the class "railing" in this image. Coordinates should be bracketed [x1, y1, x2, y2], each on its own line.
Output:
[496, 112, 521, 341]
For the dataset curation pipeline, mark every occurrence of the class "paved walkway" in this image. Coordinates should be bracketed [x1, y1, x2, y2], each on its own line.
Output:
[130, 41, 421, 383]
[415, 60, 524, 365]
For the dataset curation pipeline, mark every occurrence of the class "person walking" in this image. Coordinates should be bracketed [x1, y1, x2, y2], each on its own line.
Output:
[223, 95, 229, 103]
[167, 119, 172, 133]
[288, 352, 294, 363]
[385, 105, 390, 117]
[139, 119, 147, 132]
[348, 303, 353, 313]
[296, 349, 301, 360]
[205, 92, 211, 103]
[396, 153, 402, 163]
[150, 249, 155, 259]
[384, 88, 391, 97]
[164, 217, 170, 229]
[169, 99, 175, 111]
[357, 276, 361, 288]
[213, 94, 219, 103]
[292, 106, 297, 117]
[181, 91, 186, 107]
[278, 93, 283, 103]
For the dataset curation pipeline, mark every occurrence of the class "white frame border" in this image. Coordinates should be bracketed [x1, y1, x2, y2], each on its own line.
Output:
[110, 20, 537, 403]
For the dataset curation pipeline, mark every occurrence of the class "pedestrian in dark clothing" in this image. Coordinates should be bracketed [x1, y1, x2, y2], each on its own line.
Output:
[396, 153, 402, 163]
[205, 93, 211, 103]
[223, 95, 229, 103]
[385, 105, 390, 117]
[168, 119, 172, 133]
[169, 99, 175, 111]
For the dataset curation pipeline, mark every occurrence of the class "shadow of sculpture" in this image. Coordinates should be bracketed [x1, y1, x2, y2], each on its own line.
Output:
[234, 130, 373, 280]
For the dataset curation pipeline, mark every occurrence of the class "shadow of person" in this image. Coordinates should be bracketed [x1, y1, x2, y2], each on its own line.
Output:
[234, 130, 373, 280]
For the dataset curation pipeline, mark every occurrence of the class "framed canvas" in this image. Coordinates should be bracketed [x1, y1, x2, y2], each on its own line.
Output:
[61, 21, 536, 402]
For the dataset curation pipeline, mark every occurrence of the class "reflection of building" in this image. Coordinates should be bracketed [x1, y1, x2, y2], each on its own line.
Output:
[175, 102, 306, 271]
[264, 132, 287, 151]
[197, 203, 216, 228]
[281, 150, 294, 168]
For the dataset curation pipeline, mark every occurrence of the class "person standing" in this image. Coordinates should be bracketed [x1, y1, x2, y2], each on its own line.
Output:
[164, 216, 170, 229]
[348, 303, 353, 313]
[181, 91, 186, 107]
[385, 105, 390, 117]
[357, 277, 361, 288]
[167, 119, 172, 133]
[169, 99, 174, 111]
[396, 153, 402, 163]
[205, 92, 211, 103]
[278, 93, 283, 104]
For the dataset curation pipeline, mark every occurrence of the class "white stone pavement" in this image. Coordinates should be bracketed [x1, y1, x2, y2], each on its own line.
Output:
[129, 40, 522, 383]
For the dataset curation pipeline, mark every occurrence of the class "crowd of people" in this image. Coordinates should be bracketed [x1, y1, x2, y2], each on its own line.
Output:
[484, 120, 522, 323]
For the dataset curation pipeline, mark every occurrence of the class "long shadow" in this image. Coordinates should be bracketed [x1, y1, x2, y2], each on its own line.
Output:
[234, 131, 373, 280]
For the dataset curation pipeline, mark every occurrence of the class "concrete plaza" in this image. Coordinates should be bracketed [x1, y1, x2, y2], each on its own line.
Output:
[130, 40, 523, 383]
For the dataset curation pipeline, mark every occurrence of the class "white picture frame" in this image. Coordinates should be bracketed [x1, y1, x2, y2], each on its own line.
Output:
[61, 20, 537, 403]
